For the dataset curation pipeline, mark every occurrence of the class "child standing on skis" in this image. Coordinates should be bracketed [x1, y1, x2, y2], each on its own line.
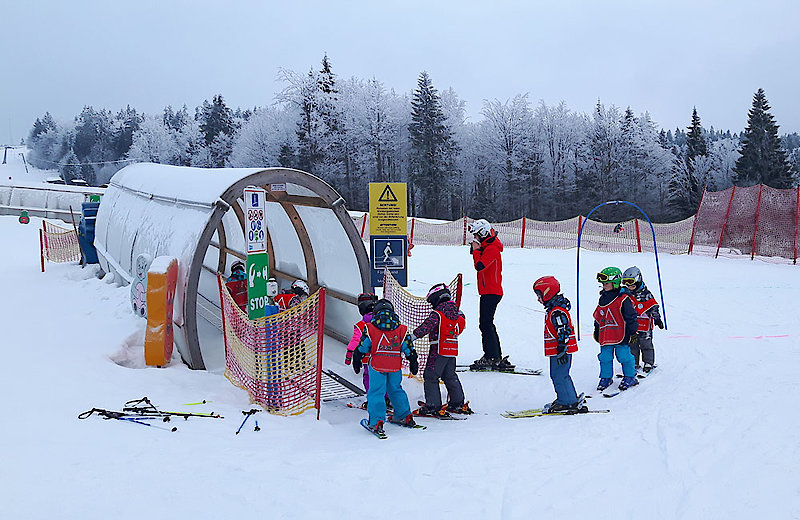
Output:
[593, 267, 639, 391]
[411, 283, 472, 417]
[533, 276, 586, 413]
[621, 266, 663, 373]
[345, 293, 384, 409]
[353, 299, 419, 435]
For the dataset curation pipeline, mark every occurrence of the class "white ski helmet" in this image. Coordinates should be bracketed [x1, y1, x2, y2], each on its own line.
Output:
[291, 279, 310, 296]
[469, 219, 493, 239]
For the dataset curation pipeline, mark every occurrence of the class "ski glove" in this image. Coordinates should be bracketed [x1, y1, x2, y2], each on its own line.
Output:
[352, 349, 364, 374]
[555, 346, 568, 365]
[407, 349, 419, 375]
[593, 329, 599, 343]
[344, 350, 353, 365]
[627, 334, 639, 348]
[653, 317, 664, 329]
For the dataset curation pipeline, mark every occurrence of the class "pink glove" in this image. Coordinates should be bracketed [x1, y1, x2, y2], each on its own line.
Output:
[345, 350, 353, 365]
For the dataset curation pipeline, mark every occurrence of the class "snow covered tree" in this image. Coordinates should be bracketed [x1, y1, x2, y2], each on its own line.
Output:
[408, 71, 457, 218]
[59, 150, 81, 184]
[734, 88, 791, 188]
[229, 107, 295, 168]
[128, 114, 180, 164]
[478, 95, 538, 220]
[199, 95, 236, 167]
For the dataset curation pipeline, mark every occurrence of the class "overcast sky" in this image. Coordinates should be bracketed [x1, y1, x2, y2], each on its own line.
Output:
[2, 0, 799, 144]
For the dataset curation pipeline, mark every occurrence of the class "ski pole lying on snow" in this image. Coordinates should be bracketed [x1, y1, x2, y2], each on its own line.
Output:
[123, 396, 223, 420]
[182, 400, 212, 406]
[78, 408, 178, 432]
[236, 409, 260, 435]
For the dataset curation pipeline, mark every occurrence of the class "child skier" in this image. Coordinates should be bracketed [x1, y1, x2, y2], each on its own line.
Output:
[411, 283, 472, 416]
[352, 299, 419, 436]
[225, 261, 248, 311]
[345, 293, 386, 409]
[593, 267, 639, 391]
[274, 279, 310, 310]
[621, 266, 663, 373]
[533, 276, 586, 413]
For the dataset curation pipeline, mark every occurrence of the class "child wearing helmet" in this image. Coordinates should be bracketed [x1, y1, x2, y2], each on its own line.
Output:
[593, 267, 639, 391]
[274, 279, 310, 310]
[410, 283, 471, 417]
[225, 261, 248, 312]
[345, 293, 382, 408]
[467, 219, 513, 372]
[352, 299, 419, 435]
[533, 276, 586, 413]
[621, 266, 663, 374]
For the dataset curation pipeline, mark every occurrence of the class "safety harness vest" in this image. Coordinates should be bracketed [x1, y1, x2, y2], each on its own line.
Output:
[593, 295, 629, 346]
[274, 293, 297, 310]
[632, 297, 658, 332]
[430, 311, 465, 357]
[365, 323, 408, 373]
[543, 306, 578, 356]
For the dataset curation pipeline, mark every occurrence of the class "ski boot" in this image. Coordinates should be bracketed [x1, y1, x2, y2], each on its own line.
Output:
[597, 377, 614, 391]
[367, 420, 385, 434]
[642, 363, 655, 374]
[389, 413, 418, 427]
[619, 375, 639, 391]
[492, 356, 516, 372]
[470, 355, 496, 371]
[446, 401, 474, 415]
[414, 403, 452, 418]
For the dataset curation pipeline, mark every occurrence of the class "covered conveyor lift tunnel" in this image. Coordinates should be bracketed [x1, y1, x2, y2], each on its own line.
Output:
[94, 163, 369, 371]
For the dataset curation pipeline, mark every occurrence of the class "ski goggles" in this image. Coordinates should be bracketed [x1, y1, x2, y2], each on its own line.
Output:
[621, 277, 637, 286]
[596, 272, 618, 283]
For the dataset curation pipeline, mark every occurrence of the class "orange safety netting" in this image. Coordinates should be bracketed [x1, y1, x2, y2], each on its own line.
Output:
[352, 213, 693, 254]
[382, 269, 462, 380]
[217, 275, 325, 417]
[41, 220, 81, 263]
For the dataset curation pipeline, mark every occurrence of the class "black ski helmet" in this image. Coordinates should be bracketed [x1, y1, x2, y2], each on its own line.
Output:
[357, 293, 378, 315]
[373, 299, 394, 316]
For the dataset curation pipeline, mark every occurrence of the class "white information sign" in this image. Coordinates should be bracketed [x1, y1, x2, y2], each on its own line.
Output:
[244, 186, 267, 254]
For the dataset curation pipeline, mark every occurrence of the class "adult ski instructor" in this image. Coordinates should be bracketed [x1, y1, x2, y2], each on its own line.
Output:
[468, 219, 514, 372]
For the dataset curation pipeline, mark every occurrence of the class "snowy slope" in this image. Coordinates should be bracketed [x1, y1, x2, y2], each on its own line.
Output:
[1, 189, 799, 516]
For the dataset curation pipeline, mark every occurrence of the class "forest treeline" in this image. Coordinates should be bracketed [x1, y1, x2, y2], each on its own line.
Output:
[26, 55, 799, 223]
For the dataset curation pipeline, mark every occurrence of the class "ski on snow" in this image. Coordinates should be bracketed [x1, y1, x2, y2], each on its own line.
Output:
[456, 365, 543, 376]
[360, 418, 387, 439]
[502, 408, 610, 418]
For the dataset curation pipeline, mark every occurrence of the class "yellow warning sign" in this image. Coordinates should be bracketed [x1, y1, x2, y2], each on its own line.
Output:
[369, 183, 407, 235]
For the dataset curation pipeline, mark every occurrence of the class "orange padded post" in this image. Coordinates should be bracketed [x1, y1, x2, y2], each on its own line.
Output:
[145, 257, 178, 367]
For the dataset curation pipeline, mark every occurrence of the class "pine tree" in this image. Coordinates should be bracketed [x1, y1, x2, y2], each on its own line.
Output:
[734, 88, 791, 188]
[686, 107, 707, 166]
[408, 71, 456, 217]
[199, 95, 235, 167]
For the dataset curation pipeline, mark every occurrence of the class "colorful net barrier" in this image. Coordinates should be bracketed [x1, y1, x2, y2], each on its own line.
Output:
[691, 185, 800, 263]
[351, 213, 694, 255]
[382, 269, 463, 381]
[217, 275, 326, 417]
[40, 220, 81, 270]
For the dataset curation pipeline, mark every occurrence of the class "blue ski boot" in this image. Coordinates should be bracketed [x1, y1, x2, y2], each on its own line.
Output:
[597, 377, 613, 391]
[619, 376, 639, 391]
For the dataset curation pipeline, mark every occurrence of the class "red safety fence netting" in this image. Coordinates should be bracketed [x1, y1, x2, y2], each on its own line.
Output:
[41, 220, 81, 264]
[218, 274, 325, 417]
[691, 185, 799, 263]
[382, 269, 462, 381]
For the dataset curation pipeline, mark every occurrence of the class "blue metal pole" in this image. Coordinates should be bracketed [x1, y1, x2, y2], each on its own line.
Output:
[576, 200, 668, 340]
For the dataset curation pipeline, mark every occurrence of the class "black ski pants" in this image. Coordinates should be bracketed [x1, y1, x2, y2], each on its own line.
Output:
[479, 294, 503, 359]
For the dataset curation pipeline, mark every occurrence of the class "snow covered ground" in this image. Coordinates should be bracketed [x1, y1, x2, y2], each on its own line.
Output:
[2, 168, 800, 519]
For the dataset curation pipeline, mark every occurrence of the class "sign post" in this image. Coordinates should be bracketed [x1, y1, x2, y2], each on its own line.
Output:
[244, 186, 269, 319]
[369, 183, 408, 287]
